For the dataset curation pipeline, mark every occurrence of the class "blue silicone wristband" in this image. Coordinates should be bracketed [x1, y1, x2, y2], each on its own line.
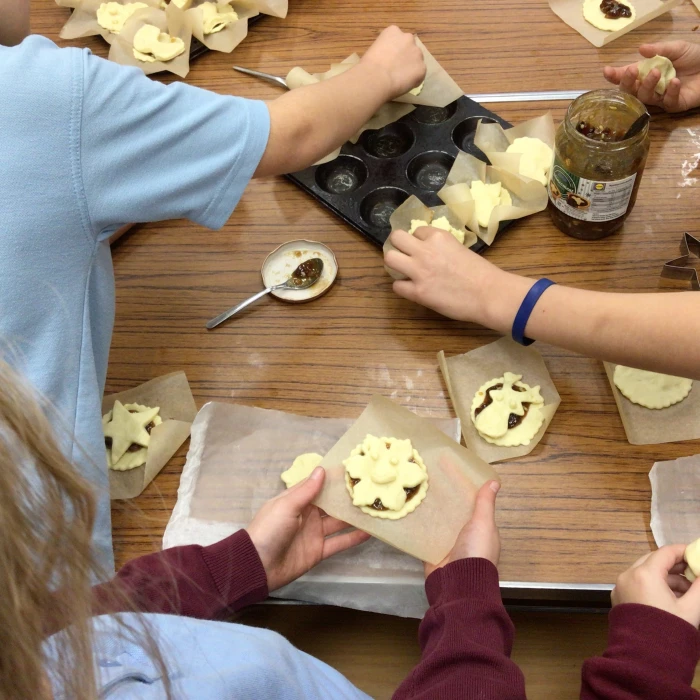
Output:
[512, 278, 556, 346]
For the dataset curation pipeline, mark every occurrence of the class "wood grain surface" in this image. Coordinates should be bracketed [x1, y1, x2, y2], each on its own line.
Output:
[32, 0, 700, 586]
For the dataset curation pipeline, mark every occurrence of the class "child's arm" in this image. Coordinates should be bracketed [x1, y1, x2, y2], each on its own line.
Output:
[76, 470, 367, 629]
[581, 545, 700, 699]
[393, 482, 527, 700]
[385, 227, 700, 380]
[254, 26, 426, 177]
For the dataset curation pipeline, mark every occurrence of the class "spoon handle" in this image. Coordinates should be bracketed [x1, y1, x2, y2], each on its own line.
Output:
[206, 287, 276, 329]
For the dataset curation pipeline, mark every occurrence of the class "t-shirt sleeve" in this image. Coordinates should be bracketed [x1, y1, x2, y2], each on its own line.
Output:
[77, 50, 270, 236]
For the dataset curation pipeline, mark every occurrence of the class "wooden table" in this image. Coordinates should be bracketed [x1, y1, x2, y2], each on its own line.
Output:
[35, 0, 700, 593]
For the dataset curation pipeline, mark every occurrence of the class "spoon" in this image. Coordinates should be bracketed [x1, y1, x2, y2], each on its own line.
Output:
[623, 111, 650, 140]
[206, 257, 324, 329]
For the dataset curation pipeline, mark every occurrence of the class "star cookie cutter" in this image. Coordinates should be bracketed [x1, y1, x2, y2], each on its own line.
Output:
[661, 232, 700, 291]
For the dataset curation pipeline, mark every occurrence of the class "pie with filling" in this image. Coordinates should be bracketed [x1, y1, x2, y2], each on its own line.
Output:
[471, 372, 545, 446]
[103, 401, 162, 471]
[343, 435, 428, 519]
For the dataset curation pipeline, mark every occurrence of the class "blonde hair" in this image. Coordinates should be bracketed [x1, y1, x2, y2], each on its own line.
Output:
[0, 359, 169, 699]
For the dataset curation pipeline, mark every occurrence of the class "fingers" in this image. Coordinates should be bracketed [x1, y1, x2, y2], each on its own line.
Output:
[470, 480, 501, 527]
[282, 467, 326, 512]
[618, 65, 640, 95]
[668, 573, 692, 595]
[662, 78, 683, 112]
[603, 65, 626, 86]
[412, 225, 441, 242]
[322, 528, 371, 559]
[642, 544, 687, 573]
[385, 249, 416, 279]
[636, 68, 662, 104]
[641, 41, 686, 63]
[389, 228, 421, 255]
[392, 279, 418, 303]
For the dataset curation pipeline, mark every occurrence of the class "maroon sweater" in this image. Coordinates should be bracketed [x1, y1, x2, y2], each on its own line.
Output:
[92, 531, 700, 699]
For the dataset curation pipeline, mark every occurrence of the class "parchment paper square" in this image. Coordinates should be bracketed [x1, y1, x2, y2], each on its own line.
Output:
[438, 337, 560, 464]
[604, 362, 700, 445]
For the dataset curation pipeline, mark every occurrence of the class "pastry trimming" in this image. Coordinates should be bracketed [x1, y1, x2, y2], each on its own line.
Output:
[344, 435, 428, 519]
[103, 400, 162, 471]
[470, 180, 512, 229]
[281, 452, 323, 488]
[613, 365, 692, 409]
[471, 372, 545, 446]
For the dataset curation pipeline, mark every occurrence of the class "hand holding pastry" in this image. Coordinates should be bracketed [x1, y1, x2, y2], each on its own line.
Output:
[611, 545, 700, 628]
[604, 41, 700, 113]
[247, 467, 370, 592]
[424, 480, 501, 578]
[385, 226, 516, 325]
[360, 25, 426, 101]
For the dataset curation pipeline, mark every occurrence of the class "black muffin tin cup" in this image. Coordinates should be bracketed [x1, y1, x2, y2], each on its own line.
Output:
[286, 95, 512, 252]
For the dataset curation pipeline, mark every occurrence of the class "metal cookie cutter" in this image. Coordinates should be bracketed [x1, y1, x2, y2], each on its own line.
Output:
[661, 232, 700, 291]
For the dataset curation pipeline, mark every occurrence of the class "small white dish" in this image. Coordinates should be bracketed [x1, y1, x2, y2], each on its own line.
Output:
[261, 240, 338, 303]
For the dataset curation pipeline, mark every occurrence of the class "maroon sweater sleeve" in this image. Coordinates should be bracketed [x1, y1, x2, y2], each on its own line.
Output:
[92, 530, 268, 620]
[393, 558, 526, 699]
[581, 604, 700, 699]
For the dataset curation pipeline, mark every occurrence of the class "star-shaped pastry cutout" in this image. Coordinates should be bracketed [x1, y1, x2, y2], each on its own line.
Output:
[661, 232, 700, 291]
[103, 400, 160, 464]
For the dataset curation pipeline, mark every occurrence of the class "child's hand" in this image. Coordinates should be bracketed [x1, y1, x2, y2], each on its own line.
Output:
[360, 26, 426, 101]
[612, 544, 700, 628]
[424, 480, 501, 578]
[604, 41, 700, 113]
[385, 227, 507, 325]
[247, 467, 370, 591]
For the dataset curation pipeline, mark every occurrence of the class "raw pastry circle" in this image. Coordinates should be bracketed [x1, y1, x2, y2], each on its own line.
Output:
[582, 0, 636, 32]
[613, 365, 692, 409]
[102, 402, 162, 471]
[685, 538, 700, 581]
[637, 55, 676, 95]
[343, 435, 428, 519]
[281, 452, 323, 488]
[470, 372, 545, 447]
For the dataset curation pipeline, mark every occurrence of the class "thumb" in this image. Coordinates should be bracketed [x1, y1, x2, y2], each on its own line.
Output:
[283, 467, 326, 512]
[640, 42, 684, 62]
[471, 480, 500, 527]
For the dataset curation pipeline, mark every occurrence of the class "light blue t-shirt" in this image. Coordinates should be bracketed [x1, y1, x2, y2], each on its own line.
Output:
[47, 613, 370, 699]
[0, 36, 270, 572]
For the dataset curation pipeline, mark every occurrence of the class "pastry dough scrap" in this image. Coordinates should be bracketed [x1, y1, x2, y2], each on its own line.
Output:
[470, 180, 512, 229]
[102, 401, 162, 471]
[613, 365, 692, 409]
[96, 1, 148, 34]
[281, 452, 323, 488]
[637, 55, 676, 95]
[343, 435, 428, 519]
[582, 0, 636, 32]
[506, 137, 553, 186]
[200, 2, 238, 34]
[470, 372, 545, 447]
[685, 538, 700, 581]
[408, 216, 465, 244]
[133, 24, 185, 62]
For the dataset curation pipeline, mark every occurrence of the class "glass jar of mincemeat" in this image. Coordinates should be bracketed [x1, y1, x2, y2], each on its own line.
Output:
[548, 89, 650, 240]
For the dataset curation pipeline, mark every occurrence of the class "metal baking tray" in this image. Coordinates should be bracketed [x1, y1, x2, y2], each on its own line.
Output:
[285, 95, 512, 252]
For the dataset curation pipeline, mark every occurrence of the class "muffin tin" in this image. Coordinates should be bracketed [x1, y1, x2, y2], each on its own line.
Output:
[286, 95, 512, 252]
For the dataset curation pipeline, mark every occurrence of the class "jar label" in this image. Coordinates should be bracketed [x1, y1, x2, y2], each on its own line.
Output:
[548, 157, 637, 222]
